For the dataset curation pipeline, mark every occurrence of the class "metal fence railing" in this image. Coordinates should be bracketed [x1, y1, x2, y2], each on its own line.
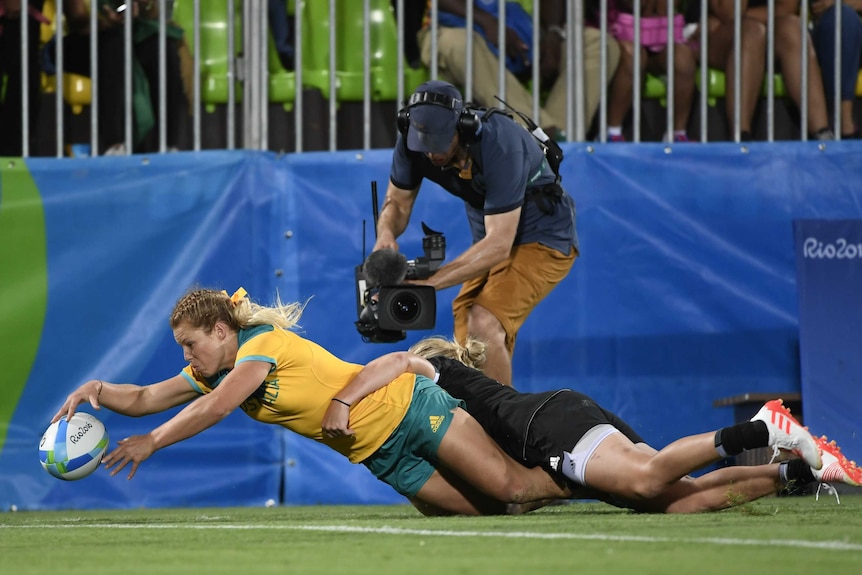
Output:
[2, 0, 856, 157]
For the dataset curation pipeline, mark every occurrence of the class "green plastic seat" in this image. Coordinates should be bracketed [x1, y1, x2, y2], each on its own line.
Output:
[647, 67, 784, 109]
[172, 0, 243, 112]
[174, 0, 296, 110]
[694, 67, 725, 106]
[333, 0, 369, 100]
[763, 73, 787, 98]
[300, 0, 332, 97]
[643, 73, 667, 99]
[268, 0, 296, 110]
[302, 0, 429, 102]
[269, 40, 297, 110]
[697, 68, 787, 102]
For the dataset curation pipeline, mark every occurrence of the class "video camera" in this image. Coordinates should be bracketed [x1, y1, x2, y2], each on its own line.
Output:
[355, 222, 446, 344]
[404, 222, 446, 280]
[354, 222, 445, 343]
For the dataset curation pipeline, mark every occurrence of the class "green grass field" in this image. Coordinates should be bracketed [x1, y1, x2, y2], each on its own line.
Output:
[2, 495, 861, 575]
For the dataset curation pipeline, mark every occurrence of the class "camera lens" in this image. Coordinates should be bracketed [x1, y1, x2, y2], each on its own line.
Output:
[389, 292, 421, 324]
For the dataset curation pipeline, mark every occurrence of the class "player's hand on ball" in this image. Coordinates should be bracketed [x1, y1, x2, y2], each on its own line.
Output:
[52, 379, 103, 424]
[103, 434, 156, 480]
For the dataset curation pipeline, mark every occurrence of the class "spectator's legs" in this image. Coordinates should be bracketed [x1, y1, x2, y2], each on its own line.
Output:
[135, 35, 189, 150]
[392, 0, 425, 69]
[774, 14, 831, 135]
[811, 4, 862, 136]
[544, 28, 621, 137]
[419, 26, 561, 129]
[606, 40, 647, 135]
[706, 16, 766, 139]
[647, 43, 697, 133]
[65, 29, 127, 153]
[268, 0, 295, 70]
[93, 33, 126, 152]
[97, 30, 127, 151]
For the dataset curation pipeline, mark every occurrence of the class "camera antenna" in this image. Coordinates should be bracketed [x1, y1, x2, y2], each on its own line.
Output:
[361, 219, 366, 261]
[361, 181, 380, 261]
[359, 181, 382, 262]
[371, 180, 380, 239]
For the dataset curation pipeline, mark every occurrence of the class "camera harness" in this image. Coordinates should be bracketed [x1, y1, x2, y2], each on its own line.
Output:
[492, 96, 567, 216]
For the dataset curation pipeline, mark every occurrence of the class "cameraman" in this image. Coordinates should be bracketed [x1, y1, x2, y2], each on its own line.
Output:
[374, 80, 578, 387]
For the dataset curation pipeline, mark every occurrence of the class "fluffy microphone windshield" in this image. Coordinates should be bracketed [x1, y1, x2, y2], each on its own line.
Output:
[363, 248, 408, 287]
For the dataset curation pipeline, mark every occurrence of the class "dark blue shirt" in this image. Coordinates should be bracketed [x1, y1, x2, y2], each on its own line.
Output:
[389, 110, 578, 255]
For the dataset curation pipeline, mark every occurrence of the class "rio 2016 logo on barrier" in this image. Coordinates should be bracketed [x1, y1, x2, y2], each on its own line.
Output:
[803, 237, 862, 259]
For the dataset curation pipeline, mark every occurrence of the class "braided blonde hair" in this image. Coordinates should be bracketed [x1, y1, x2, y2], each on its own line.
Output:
[169, 288, 305, 333]
[408, 335, 488, 371]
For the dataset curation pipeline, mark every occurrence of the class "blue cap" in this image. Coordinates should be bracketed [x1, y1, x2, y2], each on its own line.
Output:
[405, 81, 464, 153]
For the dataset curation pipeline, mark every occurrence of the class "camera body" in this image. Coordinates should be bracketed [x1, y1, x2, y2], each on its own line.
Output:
[355, 284, 437, 343]
[405, 223, 446, 280]
[355, 224, 445, 343]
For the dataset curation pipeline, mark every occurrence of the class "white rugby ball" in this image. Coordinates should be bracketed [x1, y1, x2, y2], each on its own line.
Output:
[39, 412, 109, 481]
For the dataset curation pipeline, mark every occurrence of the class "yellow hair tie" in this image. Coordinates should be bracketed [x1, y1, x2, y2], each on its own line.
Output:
[221, 287, 248, 307]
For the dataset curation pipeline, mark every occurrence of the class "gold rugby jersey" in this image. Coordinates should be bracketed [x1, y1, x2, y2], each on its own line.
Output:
[180, 325, 416, 463]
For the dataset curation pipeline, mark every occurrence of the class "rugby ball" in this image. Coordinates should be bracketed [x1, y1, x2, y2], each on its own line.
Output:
[39, 412, 109, 480]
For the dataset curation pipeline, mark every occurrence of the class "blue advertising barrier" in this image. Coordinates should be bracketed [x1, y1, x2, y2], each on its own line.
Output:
[794, 220, 862, 456]
[1, 141, 861, 510]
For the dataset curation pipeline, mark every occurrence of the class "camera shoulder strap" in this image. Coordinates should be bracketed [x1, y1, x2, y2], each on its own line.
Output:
[490, 96, 564, 183]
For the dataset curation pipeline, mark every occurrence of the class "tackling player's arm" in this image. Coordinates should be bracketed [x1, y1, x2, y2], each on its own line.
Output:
[374, 180, 419, 252]
[321, 352, 438, 438]
[415, 207, 520, 291]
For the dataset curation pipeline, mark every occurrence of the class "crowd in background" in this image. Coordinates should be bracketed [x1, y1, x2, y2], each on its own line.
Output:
[0, 0, 860, 156]
[418, 0, 861, 142]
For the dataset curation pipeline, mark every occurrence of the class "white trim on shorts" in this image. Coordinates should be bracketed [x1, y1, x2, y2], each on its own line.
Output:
[559, 423, 620, 486]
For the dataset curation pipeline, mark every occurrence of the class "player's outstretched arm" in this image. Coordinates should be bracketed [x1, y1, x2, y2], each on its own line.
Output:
[102, 360, 271, 480]
[52, 374, 199, 424]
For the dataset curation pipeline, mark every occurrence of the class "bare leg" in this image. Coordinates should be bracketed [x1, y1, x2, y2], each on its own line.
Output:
[466, 304, 511, 386]
[621, 464, 783, 513]
[420, 27, 561, 129]
[410, 475, 558, 516]
[581, 431, 783, 513]
[584, 432, 721, 500]
[410, 466, 508, 516]
[774, 14, 830, 134]
[607, 41, 647, 128]
[672, 44, 697, 132]
[840, 100, 856, 135]
[647, 43, 697, 132]
[505, 500, 558, 514]
[545, 29, 622, 133]
[454, 246, 573, 387]
[707, 17, 767, 135]
[663, 465, 783, 513]
[413, 408, 571, 514]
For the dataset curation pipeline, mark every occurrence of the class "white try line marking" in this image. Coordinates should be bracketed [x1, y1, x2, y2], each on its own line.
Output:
[3, 522, 862, 552]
